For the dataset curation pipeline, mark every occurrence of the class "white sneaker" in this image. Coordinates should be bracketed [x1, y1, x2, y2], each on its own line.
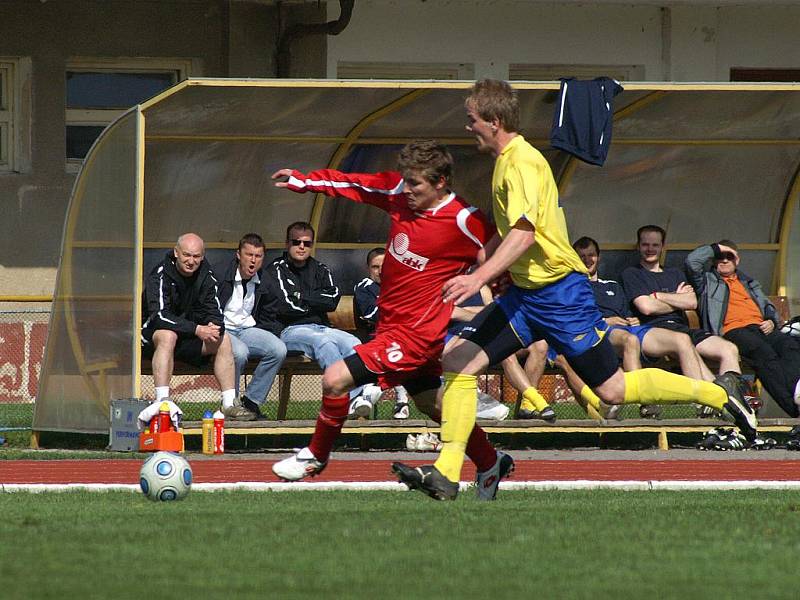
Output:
[272, 447, 327, 481]
[348, 397, 373, 419]
[406, 432, 443, 451]
[476, 392, 510, 420]
[475, 451, 515, 501]
[361, 383, 384, 404]
[393, 402, 410, 419]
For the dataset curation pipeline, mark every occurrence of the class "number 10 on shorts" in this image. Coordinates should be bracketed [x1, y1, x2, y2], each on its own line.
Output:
[386, 342, 404, 363]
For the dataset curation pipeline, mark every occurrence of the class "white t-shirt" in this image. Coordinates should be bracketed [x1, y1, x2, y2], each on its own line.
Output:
[224, 269, 259, 329]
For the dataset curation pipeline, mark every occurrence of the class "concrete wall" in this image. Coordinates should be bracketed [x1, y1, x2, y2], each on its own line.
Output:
[2, 0, 800, 297]
[0, 0, 327, 298]
[327, 1, 800, 82]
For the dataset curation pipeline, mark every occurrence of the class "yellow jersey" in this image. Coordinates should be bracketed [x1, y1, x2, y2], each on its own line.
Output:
[491, 135, 587, 289]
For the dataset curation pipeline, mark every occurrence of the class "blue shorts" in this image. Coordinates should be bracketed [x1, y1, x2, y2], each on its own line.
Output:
[608, 324, 651, 347]
[608, 323, 657, 363]
[495, 272, 608, 359]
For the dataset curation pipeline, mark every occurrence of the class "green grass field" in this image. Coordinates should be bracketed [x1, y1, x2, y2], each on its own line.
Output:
[2, 489, 798, 599]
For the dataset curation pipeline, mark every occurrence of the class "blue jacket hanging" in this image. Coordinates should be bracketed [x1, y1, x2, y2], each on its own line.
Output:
[550, 77, 624, 166]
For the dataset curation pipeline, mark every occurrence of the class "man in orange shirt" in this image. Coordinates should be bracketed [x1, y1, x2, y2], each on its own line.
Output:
[686, 240, 800, 417]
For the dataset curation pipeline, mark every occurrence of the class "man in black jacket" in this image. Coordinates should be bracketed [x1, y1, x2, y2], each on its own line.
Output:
[258, 222, 364, 399]
[141, 233, 238, 415]
[216, 233, 288, 421]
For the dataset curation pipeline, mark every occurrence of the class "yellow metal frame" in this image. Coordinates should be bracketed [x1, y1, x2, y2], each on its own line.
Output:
[775, 164, 800, 296]
[133, 108, 146, 398]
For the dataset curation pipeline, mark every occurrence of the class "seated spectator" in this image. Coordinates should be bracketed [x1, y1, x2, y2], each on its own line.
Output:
[257, 221, 367, 404]
[575, 235, 715, 418]
[686, 241, 800, 417]
[621, 225, 741, 380]
[506, 340, 555, 421]
[446, 285, 544, 421]
[353, 247, 410, 419]
[216, 233, 288, 421]
[141, 233, 238, 415]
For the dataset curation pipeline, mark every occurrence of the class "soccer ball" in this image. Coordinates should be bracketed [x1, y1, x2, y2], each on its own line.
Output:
[139, 451, 192, 501]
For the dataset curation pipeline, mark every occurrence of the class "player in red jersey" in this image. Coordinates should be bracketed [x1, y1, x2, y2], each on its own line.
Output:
[270, 140, 514, 499]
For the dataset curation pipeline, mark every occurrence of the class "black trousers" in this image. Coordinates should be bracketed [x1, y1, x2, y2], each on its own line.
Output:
[724, 324, 800, 417]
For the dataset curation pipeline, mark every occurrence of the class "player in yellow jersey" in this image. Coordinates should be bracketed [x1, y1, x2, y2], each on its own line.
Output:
[392, 79, 757, 501]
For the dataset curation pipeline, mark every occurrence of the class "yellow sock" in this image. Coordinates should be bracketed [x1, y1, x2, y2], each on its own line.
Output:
[434, 372, 478, 483]
[521, 387, 549, 411]
[623, 369, 727, 410]
[579, 385, 601, 410]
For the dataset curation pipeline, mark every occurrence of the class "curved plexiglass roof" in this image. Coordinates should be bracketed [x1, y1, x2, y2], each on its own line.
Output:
[35, 79, 800, 433]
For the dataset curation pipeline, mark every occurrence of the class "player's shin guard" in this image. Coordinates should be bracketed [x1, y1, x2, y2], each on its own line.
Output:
[420, 406, 496, 472]
[521, 387, 549, 412]
[578, 385, 603, 419]
[623, 369, 726, 410]
[308, 394, 350, 463]
[435, 372, 478, 483]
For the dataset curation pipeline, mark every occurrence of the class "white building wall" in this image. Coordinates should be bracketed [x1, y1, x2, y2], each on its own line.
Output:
[328, 1, 800, 82]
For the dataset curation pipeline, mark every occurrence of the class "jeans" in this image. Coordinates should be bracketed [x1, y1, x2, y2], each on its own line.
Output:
[228, 327, 288, 405]
[280, 323, 364, 399]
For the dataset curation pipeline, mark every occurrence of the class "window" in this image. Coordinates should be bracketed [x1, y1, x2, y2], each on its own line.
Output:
[0, 62, 8, 169]
[65, 58, 198, 165]
[509, 64, 644, 82]
[730, 68, 800, 82]
[0, 58, 31, 173]
[337, 62, 474, 80]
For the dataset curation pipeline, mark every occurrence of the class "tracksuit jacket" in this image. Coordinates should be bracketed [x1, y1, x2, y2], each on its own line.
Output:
[141, 251, 224, 337]
[256, 253, 341, 336]
[215, 255, 270, 321]
[684, 244, 778, 335]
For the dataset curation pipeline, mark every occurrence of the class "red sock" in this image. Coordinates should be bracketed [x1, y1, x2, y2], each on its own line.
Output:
[465, 425, 498, 473]
[308, 394, 349, 463]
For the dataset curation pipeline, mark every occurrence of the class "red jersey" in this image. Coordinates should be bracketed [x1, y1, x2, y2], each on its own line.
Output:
[285, 169, 494, 353]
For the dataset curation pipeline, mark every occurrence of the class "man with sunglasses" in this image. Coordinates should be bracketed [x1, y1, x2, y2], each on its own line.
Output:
[686, 240, 800, 417]
[257, 222, 366, 403]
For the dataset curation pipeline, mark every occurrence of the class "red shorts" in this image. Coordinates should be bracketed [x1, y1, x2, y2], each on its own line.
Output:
[355, 329, 444, 390]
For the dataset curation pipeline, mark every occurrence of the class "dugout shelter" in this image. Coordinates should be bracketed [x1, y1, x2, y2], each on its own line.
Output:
[33, 79, 800, 434]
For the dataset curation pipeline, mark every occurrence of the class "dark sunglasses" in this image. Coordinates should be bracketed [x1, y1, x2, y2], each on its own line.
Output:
[290, 239, 314, 248]
[718, 252, 736, 261]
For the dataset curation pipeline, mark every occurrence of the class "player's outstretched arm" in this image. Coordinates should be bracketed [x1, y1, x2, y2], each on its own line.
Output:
[271, 168, 300, 189]
[272, 167, 401, 208]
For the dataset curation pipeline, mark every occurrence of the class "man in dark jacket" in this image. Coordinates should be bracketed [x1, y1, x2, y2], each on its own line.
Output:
[216, 233, 288, 421]
[141, 232, 237, 413]
[686, 240, 800, 417]
[258, 222, 363, 393]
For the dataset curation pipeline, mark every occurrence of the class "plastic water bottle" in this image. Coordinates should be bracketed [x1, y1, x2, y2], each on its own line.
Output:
[201, 410, 214, 455]
[212, 410, 225, 454]
[157, 401, 172, 433]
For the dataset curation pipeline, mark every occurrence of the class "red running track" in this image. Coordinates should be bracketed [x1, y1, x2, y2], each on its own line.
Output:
[2, 459, 800, 484]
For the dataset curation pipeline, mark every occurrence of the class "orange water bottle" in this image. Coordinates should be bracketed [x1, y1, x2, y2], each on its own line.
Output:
[212, 410, 225, 454]
[201, 410, 214, 455]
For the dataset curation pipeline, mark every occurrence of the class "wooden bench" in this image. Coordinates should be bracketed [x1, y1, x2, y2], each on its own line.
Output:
[141, 294, 800, 450]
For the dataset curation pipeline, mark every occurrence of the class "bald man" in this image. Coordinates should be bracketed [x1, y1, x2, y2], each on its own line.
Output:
[141, 233, 244, 417]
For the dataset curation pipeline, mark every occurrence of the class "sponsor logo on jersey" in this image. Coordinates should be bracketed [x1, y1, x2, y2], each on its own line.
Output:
[389, 233, 429, 272]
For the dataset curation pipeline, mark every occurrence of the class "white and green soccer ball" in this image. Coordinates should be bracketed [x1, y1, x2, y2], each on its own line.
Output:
[139, 451, 192, 501]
